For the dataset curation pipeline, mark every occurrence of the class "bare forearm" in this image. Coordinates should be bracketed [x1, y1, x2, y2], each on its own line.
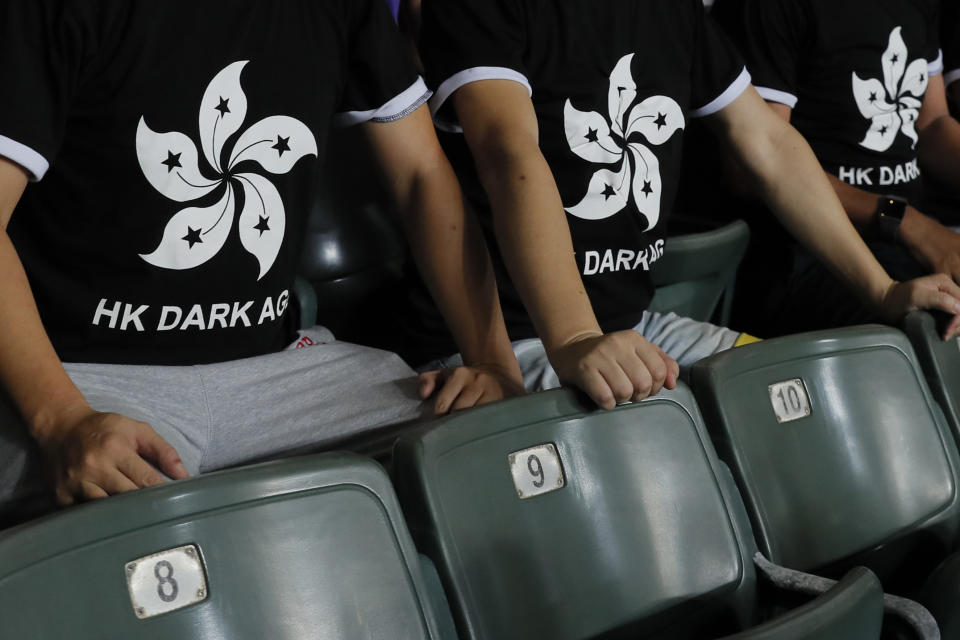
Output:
[473, 142, 601, 350]
[824, 173, 887, 231]
[725, 99, 892, 305]
[0, 229, 90, 436]
[362, 107, 519, 375]
[397, 158, 518, 370]
[828, 136, 960, 274]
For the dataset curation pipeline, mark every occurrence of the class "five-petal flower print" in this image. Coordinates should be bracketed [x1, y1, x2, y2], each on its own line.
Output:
[136, 61, 318, 280]
[853, 27, 929, 152]
[564, 53, 684, 230]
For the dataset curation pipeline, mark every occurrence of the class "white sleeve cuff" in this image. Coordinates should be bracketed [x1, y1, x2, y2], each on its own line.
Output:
[690, 67, 753, 118]
[929, 50, 944, 76]
[333, 77, 432, 127]
[0, 135, 49, 181]
[945, 68, 960, 87]
[429, 66, 533, 133]
[754, 86, 799, 109]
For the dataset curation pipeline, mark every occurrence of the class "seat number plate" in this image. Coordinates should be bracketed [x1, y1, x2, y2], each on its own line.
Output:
[768, 379, 811, 423]
[126, 544, 208, 619]
[509, 443, 565, 499]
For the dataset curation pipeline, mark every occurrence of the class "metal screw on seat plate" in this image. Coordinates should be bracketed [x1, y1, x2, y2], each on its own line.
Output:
[196, 588, 206, 599]
[126, 564, 136, 576]
[136, 607, 145, 617]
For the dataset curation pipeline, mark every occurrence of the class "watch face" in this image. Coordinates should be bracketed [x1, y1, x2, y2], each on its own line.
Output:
[876, 196, 908, 242]
[879, 197, 909, 220]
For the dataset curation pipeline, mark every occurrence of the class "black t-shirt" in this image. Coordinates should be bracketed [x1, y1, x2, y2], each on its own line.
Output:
[944, 0, 960, 88]
[713, 0, 942, 202]
[411, 0, 748, 356]
[0, 0, 425, 365]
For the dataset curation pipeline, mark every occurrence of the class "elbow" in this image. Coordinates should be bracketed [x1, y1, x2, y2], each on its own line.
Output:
[470, 132, 537, 193]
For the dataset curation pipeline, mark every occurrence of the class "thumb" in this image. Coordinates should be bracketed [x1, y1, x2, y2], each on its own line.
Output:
[136, 423, 189, 480]
[418, 370, 447, 400]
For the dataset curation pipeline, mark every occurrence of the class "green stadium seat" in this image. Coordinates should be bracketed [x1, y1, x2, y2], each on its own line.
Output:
[648, 218, 750, 325]
[0, 389, 52, 530]
[0, 454, 451, 639]
[904, 311, 960, 450]
[393, 385, 885, 640]
[292, 275, 318, 330]
[720, 565, 882, 640]
[689, 326, 960, 632]
[297, 131, 408, 347]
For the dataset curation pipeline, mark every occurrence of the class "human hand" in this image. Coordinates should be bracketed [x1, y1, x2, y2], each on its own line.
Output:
[547, 331, 679, 410]
[33, 408, 190, 505]
[880, 275, 960, 340]
[419, 364, 526, 415]
[899, 207, 960, 282]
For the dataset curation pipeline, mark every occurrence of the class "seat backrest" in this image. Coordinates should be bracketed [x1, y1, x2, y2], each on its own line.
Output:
[0, 454, 447, 640]
[297, 129, 408, 344]
[904, 311, 960, 451]
[690, 325, 960, 577]
[648, 219, 750, 325]
[393, 385, 762, 640]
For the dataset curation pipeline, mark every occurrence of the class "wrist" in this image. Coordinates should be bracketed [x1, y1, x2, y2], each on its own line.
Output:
[463, 354, 524, 385]
[26, 397, 94, 443]
[873, 278, 901, 315]
[543, 328, 604, 356]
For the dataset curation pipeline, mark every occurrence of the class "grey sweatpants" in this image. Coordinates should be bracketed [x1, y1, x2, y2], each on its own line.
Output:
[424, 311, 740, 392]
[0, 327, 427, 507]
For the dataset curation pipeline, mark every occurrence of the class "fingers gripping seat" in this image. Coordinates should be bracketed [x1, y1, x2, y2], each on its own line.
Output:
[393, 385, 884, 640]
[0, 454, 449, 639]
[689, 326, 960, 635]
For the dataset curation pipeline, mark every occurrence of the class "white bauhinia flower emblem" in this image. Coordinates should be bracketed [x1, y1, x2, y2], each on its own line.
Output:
[853, 27, 929, 152]
[563, 53, 684, 230]
[137, 61, 318, 280]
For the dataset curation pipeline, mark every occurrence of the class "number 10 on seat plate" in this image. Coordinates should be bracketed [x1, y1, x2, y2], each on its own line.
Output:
[768, 379, 812, 423]
[125, 544, 209, 619]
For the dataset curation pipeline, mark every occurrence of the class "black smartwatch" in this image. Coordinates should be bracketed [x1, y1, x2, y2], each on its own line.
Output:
[874, 195, 908, 243]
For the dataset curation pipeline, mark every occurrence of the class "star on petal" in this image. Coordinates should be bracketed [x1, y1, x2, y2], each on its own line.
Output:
[182, 227, 203, 249]
[253, 215, 271, 236]
[161, 151, 182, 173]
[272, 135, 291, 157]
[215, 97, 231, 117]
[585, 127, 599, 143]
[890, 54, 899, 63]
[869, 92, 878, 103]
[641, 181, 653, 197]
[601, 184, 617, 200]
[879, 125, 889, 135]
[654, 113, 667, 129]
